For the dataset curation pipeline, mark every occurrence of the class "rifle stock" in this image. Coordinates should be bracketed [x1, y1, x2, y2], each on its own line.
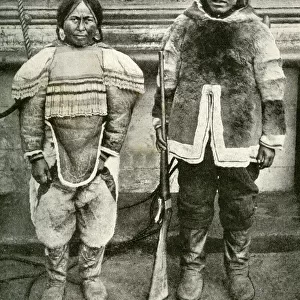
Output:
[148, 51, 172, 300]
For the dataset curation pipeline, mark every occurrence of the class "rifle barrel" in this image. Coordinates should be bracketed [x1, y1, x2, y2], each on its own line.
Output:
[158, 51, 170, 200]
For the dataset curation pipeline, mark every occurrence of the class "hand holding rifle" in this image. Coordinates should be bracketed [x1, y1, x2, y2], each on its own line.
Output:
[156, 127, 167, 151]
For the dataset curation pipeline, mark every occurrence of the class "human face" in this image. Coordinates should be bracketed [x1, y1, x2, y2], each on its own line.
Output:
[205, 0, 238, 15]
[63, 1, 98, 47]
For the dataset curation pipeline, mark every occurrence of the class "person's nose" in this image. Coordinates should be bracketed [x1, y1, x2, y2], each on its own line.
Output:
[78, 18, 85, 31]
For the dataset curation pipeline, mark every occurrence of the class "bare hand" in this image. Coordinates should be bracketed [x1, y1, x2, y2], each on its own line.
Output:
[31, 158, 52, 184]
[256, 145, 275, 169]
[155, 127, 167, 151]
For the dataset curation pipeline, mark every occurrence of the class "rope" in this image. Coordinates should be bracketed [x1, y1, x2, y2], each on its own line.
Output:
[17, 0, 33, 59]
[0, 0, 33, 119]
[0, 102, 21, 118]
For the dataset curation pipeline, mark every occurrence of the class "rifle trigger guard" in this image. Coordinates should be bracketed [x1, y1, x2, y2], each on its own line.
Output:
[154, 197, 163, 224]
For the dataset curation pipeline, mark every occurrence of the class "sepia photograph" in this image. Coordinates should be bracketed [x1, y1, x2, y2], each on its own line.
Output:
[0, 0, 299, 299]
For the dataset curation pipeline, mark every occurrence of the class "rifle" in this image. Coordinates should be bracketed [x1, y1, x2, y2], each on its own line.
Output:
[148, 51, 172, 300]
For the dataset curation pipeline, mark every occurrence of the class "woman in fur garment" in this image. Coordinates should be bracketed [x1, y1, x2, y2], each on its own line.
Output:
[153, 0, 286, 300]
[12, 0, 144, 299]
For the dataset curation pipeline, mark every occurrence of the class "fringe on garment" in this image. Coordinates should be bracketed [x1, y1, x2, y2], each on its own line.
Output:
[11, 45, 145, 111]
[103, 70, 145, 94]
[11, 70, 48, 100]
[101, 47, 145, 94]
[45, 80, 108, 119]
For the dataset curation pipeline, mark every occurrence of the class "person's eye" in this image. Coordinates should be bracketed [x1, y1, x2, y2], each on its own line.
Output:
[86, 18, 95, 23]
[69, 17, 79, 23]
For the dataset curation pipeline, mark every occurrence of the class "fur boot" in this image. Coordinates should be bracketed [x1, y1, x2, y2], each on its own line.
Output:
[224, 230, 255, 300]
[79, 243, 108, 300]
[176, 228, 208, 300]
[41, 244, 69, 300]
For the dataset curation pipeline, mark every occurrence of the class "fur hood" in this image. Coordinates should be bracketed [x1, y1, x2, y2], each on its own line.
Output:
[184, 1, 260, 24]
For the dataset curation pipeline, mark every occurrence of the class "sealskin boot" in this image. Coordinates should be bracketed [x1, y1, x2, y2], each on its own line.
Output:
[224, 230, 255, 300]
[176, 228, 208, 300]
[79, 243, 108, 300]
[41, 244, 69, 300]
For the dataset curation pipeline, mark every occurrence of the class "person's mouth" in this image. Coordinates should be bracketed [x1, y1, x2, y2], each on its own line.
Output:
[74, 35, 87, 39]
[211, 0, 228, 5]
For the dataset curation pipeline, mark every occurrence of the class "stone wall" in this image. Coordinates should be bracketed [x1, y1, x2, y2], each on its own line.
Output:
[0, 0, 300, 196]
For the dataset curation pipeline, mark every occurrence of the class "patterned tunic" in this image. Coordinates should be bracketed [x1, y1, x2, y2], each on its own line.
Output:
[13, 41, 144, 187]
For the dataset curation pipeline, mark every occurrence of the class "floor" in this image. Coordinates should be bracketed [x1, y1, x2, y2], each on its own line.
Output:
[0, 191, 300, 300]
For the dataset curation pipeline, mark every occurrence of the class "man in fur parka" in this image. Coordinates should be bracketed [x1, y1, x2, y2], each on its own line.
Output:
[153, 0, 286, 300]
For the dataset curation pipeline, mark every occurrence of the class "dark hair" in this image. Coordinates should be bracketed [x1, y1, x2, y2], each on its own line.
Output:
[56, 0, 103, 40]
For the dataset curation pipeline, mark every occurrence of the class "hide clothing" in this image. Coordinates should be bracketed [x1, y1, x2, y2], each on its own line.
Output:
[152, 0, 285, 230]
[152, 1, 286, 167]
[14, 42, 144, 187]
[30, 165, 117, 249]
[13, 41, 144, 247]
[177, 145, 259, 231]
[153, 1, 286, 229]
[152, 2, 286, 299]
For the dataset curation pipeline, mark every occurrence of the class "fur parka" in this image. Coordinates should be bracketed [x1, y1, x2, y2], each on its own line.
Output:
[152, 1, 286, 167]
